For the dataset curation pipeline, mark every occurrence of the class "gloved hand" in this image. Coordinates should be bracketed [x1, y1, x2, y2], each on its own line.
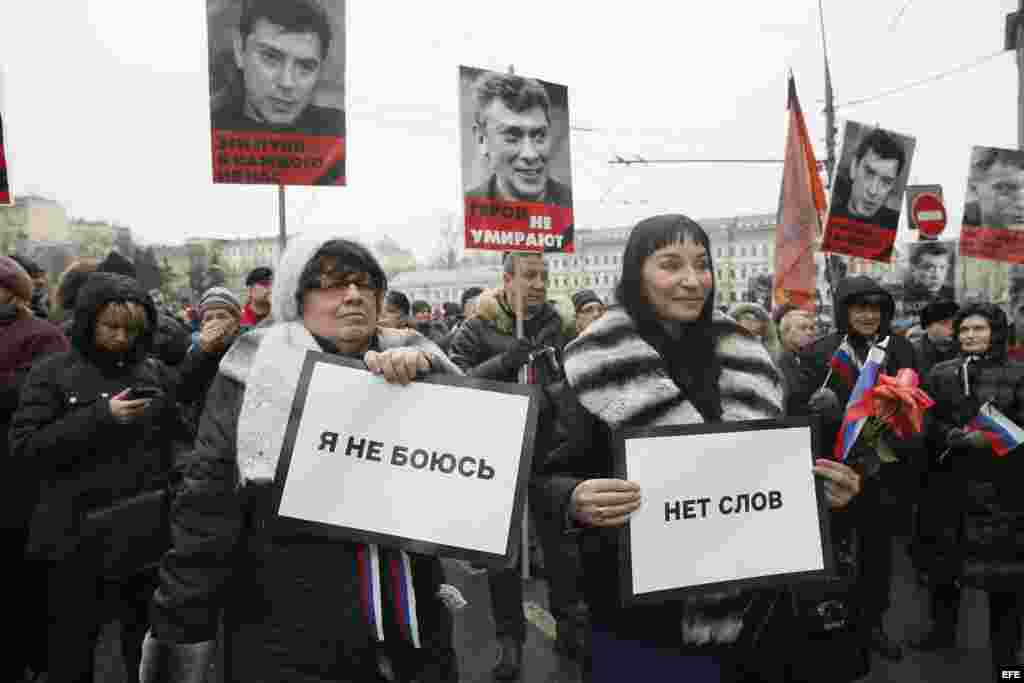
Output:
[139, 630, 215, 683]
[962, 430, 991, 451]
[808, 388, 841, 420]
[946, 427, 967, 449]
[500, 338, 539, 372]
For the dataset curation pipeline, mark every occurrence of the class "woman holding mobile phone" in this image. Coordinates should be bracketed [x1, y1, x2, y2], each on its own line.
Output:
[9, 272, 191, 683]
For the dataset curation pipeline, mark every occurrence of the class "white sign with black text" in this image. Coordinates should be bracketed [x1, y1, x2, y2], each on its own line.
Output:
[276, 355, 535, 560]
[622, 423, 828, 600]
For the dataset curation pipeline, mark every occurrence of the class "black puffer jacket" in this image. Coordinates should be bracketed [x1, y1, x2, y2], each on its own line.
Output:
[919, 303, 1024, 590]
[448, 296, 565, 385]
[8, 274, 197, 562]
[915, 333, 958, 379]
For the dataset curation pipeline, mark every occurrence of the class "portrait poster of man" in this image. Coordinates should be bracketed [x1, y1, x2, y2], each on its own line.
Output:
[901, 240, 958, 318]
[821, 121, 916, 263]
[207, 0, 346, 186]
[459, 65, 574, 254]
[959, 146, 1024, 264]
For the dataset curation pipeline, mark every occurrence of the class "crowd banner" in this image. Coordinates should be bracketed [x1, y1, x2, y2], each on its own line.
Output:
[207, 0, 346, 186]
[959, 146, 1024, 264]
[900, 239, 958, 319]
[0, 68, 11, 206]
[272, 352, 540, 564]
[821, 121, 917, 263]
[459, 65, 575, 253]
[615, 419, 833, 606]
[773, 75, 825, 310]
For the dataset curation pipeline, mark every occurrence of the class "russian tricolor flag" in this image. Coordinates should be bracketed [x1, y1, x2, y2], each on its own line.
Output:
[967, 402, 1024, 457]
[829, 341, 856, 389]
[833, 340, 889, 463]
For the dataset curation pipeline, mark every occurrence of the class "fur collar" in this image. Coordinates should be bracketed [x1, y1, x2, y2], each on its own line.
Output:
[563, 308, 783, 430]
[564, 308, 784, 646]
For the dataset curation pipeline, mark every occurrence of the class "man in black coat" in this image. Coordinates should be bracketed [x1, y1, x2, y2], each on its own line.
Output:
[794, 275, 921, 662]
[449, 252, 568, 679]
[914, 300, 959, 380]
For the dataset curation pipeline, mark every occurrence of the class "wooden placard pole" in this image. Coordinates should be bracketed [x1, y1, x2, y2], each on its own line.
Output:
[506, 63, 532, 582]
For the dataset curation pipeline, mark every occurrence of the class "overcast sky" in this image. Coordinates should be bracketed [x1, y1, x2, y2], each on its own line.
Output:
[1, 1, 1019, 262]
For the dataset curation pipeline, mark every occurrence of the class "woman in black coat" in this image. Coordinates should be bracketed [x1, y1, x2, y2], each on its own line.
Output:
[919, 303, 1024, 672]
[533, 215, 863, 682]
[9, 273, 201, 683]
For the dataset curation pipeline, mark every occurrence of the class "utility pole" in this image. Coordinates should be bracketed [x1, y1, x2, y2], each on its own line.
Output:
[277, 186, 287, 255]
[819, 0, 837, 189]
[1018, 0, 1024, 150]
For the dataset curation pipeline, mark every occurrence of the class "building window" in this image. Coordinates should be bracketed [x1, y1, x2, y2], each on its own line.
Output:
[729, 246, 735, 257]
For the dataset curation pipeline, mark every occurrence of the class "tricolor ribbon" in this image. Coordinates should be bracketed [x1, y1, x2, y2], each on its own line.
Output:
[357, 544, 420, 648]
[833, 337, 890, 462]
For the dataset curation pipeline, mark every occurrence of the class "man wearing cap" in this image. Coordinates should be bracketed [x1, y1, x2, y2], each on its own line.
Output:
[571, 289, 605, 337]
[179, 287, 244, 439]
[241, 266, 273, 329]
[795, 276, 921, 663]
[914, 300, 959, 379]
[0, 255, 68, 682]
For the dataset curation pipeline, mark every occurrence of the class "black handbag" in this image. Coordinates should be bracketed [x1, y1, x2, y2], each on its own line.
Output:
[81, 487, 170, 581]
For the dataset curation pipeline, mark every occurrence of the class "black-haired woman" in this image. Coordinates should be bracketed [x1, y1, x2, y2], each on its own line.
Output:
[534, 215, 862, 681]
[918, 303, 1024, 673]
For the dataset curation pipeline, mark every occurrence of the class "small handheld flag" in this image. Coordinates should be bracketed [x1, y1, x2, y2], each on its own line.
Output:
[966, 402, 1024, 457]
[828, 338, 857, 390]
[833, 339, 890, 462]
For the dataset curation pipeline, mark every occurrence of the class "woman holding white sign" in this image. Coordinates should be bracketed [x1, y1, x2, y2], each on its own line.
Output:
[534, 214, 862, 681]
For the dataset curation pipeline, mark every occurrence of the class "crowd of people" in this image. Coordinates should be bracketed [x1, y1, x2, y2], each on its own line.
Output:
[2, 213, 1023, 683]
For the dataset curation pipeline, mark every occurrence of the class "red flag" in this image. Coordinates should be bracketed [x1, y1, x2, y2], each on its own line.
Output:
[773, 76, 824, 310]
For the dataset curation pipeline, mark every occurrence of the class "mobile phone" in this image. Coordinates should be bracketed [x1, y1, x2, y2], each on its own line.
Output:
[122, 386, 163, 400]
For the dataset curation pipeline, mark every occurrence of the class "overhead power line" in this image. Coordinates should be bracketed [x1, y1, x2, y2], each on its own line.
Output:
[830, 49, 1009, 110]
[608, 157, 784, 165]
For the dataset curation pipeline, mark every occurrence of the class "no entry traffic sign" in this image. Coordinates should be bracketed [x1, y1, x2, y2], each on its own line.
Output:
[912, 192, 947, 238]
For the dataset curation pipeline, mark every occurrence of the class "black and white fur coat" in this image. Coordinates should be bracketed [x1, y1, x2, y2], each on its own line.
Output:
[536, 307, 785, 647]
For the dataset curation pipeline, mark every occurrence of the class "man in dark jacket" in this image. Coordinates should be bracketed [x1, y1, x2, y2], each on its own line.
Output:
[0, 256, 68, 682]
[774, 305, 817, 415]
[449, 252, 567, 679]
[97, 251, 192, 366]
[794, 275, 920, 662]
[914, 300, 959, 380]
[914, 304, 1024, 672]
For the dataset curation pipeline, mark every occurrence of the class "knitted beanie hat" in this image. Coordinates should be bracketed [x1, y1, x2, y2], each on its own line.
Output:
[198, 286, 242, 319]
